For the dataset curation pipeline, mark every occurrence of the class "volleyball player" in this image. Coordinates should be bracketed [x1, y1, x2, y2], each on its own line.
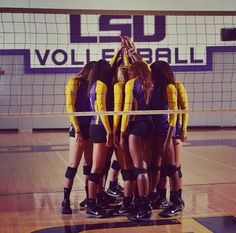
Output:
[107, 49, 132, 201]
[94, 47, 125, 205]
[120, 60, 153, 221]
[158, 80, 188, 210]
[112, 59, 137, 216]
[86, 59, 115, 218]
[61, 61, 96, 214]
[174, 80, 188, 208]
[150, 60, 181, 217]
[120, 37, 162, 208]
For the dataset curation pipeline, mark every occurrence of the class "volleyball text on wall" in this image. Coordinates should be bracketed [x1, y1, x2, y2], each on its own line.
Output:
[0, 13, 235, 74]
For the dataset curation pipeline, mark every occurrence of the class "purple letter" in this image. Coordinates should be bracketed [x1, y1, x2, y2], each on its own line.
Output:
[71, 49, 84, 65]
[86, 49, 90, 63]
[137, 48, 152, 64]
[175, 48, 187, 64]
[70, 15, 97, 43]
[102, 49, 115, 60]
[190, 47, 203, 63]
[99, 15, 132, 42]
[133, 16, 165, 42]
[52, 49, 67, 65]
[35, 49, 50, 65]
[156, 48, 171, 63]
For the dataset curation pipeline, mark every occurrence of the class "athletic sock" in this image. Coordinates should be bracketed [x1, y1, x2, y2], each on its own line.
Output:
[123, 196, 133, 207]
[87, 198, 96, 208]
[85, 186, 88, 198]
[64, 187, 71, 201]
[160, 188, 167, 199]
[170, 191, 179, 204]
[109, 180, 118, 189]
[179, 189, 182, 198]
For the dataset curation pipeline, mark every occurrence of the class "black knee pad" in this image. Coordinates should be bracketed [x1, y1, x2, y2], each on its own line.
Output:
[165, 165, 178, 177]
[177, 166, 183, 178]
[88, 172, 101, 184]
[83, 165, 92, 176]
[111, 160, 120, 171]
[160, 166, 168, 178]
[121, 169, 136, 181]
[65, 166, 77, 179]
[134, 167, 147, 178]
[147, 166, 161, 174]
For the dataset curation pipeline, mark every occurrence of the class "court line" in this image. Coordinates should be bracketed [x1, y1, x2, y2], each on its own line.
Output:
[183, 181, 236, 187]
[0, 189, 84, 197]
[55, 151, 84, 186]
[182, 149, 236, 170]
[186, 217, 214, 233]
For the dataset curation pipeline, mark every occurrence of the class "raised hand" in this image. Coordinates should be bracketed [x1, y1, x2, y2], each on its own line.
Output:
[120, 36, 135, 50]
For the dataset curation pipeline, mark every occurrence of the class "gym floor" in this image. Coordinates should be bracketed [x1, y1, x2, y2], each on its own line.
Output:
[0, 128, 236, 233]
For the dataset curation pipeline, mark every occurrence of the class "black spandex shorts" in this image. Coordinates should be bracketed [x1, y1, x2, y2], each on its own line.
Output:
[127, 120, 154, 138]
[69, 123, 90, 140]
[89, 124, 107, 143]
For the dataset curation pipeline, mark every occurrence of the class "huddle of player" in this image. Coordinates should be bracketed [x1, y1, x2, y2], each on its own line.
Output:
[62, 36, 188, 221]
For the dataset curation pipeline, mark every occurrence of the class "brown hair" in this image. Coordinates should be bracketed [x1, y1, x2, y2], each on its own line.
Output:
[113, 65, 129, 85]
[150, 60, 176, 100]
[129, 61, 153, 104]
[150, 60, 175, 85]
[77, 61, 97, 80]
[87, 59, 112, 97]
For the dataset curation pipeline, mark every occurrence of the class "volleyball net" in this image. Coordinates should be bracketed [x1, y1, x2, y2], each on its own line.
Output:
[0, 9, 235, 126]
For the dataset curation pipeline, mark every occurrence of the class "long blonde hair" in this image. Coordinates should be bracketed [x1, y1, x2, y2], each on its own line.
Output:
[114, 65, 129, 85]
[129, 61, 153, 104]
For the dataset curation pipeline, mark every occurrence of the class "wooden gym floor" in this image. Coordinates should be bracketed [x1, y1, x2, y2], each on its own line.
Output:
[0, 128, 236, 233]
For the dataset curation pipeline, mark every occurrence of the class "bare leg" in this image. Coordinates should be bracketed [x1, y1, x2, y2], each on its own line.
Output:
[88, 143, 108, 199]
[129, 135, 149, 197]
[174, 138, 182, 187]
[149, 137, 163, 193]
[61, 137, 85, 214]
[64, 137, 84, 189]
[82, 139, 93, 184]
[116, 145, 135, 197]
